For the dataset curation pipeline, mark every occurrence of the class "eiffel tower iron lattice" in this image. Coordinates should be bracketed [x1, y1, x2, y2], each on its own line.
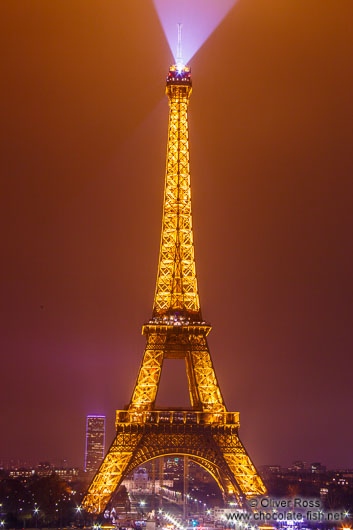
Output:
[82, 61, 266, 513]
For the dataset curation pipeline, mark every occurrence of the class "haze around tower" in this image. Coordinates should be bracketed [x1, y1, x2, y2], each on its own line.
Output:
[153, 0, 237, 65]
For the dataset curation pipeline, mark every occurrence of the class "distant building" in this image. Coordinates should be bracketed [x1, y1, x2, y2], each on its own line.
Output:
[164, 457, 183, 480]
[85, 415, 105, 474]
[287, 460, 308, 472]
[9, 465, 79, 482]
[260, 465, 282, 474]
[9, 468, 35, 478]
[133, 467, 148, 489]
[36, 461, 53, 477]
[55, 467, 79, 482]
[311, 462, 326, 474]
[320, 487, 329, 499]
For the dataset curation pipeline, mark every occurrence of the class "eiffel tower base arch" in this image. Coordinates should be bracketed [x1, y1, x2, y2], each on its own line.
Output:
[82, 412, 265, 513]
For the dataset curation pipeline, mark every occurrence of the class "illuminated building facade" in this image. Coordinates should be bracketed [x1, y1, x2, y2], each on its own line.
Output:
[85, 415, 105, 474]
[9, 466, 79, 482]
[82, 56, 265, 513]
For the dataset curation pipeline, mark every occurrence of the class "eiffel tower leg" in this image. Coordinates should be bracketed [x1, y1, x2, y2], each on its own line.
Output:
[212, 430, 266, 497]
[82, 431, 142, 513]
[188, 332, 226, 413]
[129, 331, 166, 410]
[190, 455, 234, 497]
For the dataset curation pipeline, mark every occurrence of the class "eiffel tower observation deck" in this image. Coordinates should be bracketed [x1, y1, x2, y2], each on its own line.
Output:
[82, 47, 266, 514]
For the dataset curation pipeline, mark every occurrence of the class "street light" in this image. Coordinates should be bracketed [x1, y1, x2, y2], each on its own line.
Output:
[75, 506, 83, 526]
[33, 507, 39, 529]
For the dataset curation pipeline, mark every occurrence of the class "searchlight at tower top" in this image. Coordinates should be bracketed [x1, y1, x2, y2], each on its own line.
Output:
[166, 23, 192, 87]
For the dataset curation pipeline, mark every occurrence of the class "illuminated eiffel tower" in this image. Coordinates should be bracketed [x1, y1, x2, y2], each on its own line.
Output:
[82, 50, 266, 514]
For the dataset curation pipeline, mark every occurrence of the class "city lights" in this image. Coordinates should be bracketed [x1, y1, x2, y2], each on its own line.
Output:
[163, 511, 187, 530]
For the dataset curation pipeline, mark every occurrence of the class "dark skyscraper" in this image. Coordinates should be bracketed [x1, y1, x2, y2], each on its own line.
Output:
[85, 415, 105, 474]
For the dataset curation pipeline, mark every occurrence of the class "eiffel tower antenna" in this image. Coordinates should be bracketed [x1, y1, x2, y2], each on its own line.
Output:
[176, 23, 183, 68]
[82, 56, 266, 514]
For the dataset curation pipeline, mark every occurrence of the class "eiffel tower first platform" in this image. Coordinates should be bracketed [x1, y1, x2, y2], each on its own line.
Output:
[82, 57, 266, 513]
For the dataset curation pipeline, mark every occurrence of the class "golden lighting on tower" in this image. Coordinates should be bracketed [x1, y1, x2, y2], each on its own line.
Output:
[153, 64, 200, 317]
[82, 46, 266, 514]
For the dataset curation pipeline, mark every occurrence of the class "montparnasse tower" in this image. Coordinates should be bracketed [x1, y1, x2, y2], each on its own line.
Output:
[82, 28, 266, 514]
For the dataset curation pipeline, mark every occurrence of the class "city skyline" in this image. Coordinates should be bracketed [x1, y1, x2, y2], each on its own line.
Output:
[1, 0, 353, 471]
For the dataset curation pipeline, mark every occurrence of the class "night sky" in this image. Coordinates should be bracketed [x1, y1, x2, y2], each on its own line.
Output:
[1, 1, 353, 470]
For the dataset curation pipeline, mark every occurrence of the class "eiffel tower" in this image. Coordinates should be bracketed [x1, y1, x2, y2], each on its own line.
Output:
[82, 55, 266, 513]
